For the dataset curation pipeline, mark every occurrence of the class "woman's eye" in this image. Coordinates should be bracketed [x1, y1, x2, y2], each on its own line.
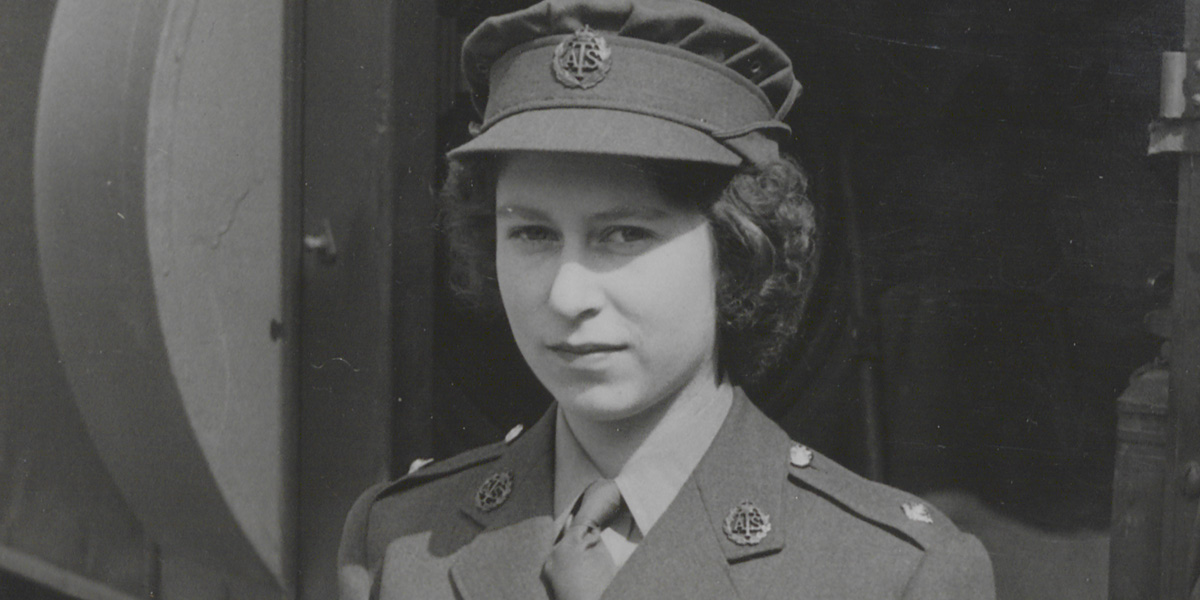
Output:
[600, 226, 655, 245]
[506, 225, 559, 245]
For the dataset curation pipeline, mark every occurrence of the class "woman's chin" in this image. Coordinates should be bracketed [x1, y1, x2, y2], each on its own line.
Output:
[553, 386, 653, 425]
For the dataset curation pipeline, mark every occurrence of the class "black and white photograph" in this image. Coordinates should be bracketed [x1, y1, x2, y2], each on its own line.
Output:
[1, 0, 1197, 598]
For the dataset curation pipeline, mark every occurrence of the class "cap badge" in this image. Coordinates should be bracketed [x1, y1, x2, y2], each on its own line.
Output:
[902, 502, 934, 524]
[475, 471, 513, 512]
[723, 500, 772, 546]
[553, 26, 612, 89]
[789, 443, 814, 468]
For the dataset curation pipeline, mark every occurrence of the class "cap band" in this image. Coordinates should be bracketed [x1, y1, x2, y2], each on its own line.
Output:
[469, 33, 790, 165]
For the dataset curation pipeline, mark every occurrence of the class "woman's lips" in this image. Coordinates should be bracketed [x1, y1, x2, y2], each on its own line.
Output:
[547, 342, 628, 355]
[546, 342, 628, 365]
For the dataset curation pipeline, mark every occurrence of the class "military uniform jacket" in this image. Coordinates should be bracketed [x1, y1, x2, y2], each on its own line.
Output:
[338, 396, 995, 600]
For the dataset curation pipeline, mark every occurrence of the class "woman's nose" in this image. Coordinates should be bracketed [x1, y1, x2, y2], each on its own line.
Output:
[547, 260, 604, 320]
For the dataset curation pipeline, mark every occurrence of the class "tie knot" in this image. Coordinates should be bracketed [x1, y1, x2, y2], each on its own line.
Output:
[572, 479, 624, 531]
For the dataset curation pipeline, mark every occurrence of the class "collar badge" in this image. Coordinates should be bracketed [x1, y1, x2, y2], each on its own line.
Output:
[723, 500, 772, 546]
[553, 26, 612, 89]
[475, 471, 514, 512]
[902, 502, 934, 524]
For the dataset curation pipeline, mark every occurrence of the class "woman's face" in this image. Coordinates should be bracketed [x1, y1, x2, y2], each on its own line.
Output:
[495, 152, 721, 425]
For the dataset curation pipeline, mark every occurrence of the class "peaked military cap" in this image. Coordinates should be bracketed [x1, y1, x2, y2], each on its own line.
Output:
[447, 0, 803, 167]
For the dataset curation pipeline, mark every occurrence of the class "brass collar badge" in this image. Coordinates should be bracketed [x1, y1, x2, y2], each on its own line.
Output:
[724, 500, 772, 546]
[476, 471, 514, 512]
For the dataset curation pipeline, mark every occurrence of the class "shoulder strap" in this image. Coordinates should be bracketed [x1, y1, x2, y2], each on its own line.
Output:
[788, 447, 960, 551]
[373, 441, 508, 501]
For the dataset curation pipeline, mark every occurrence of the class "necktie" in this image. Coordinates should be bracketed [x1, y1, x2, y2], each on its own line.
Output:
[543, 479, 626, 600]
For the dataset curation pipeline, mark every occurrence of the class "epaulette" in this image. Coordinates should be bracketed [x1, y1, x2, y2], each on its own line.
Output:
[786, 444, 959, 552]
[372, 440, 507, 502]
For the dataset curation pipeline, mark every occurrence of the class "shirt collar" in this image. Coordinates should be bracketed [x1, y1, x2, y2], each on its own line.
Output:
[553, 389, 733, 536]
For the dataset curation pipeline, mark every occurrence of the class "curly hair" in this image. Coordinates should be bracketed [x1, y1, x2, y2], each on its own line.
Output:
[441, 155, 819, 386]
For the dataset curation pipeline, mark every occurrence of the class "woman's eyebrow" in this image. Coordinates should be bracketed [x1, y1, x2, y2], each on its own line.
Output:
[496, 205, 673, 221]
[495, 205, 549, 220]
[592, 206, 672, 221]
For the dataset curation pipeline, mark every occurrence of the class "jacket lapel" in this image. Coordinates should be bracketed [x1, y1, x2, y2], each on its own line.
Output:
[601, 392, 792, 599]
[693, 392, 790, 564]
[600, 476, 742, 600]
[450, 408, 558, 600]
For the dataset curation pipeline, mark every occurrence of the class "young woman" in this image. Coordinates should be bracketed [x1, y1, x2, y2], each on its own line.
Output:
[339, 1, 995, 598]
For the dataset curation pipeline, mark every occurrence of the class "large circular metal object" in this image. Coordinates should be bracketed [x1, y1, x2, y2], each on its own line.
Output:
[34, 0, 291, 590]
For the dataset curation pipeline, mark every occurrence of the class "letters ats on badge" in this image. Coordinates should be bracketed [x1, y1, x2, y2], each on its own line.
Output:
[553, 26, 613, 89]
[723, 500, 772, 546]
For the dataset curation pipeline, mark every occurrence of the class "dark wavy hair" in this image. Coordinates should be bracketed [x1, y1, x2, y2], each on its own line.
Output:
[441, 154, 819, 386]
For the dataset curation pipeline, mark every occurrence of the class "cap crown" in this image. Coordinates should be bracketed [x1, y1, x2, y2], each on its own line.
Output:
[462, 0, 799, 121]
[452, 0, 801, 166]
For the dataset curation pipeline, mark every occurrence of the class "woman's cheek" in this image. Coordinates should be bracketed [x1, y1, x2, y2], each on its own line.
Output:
[498, 253, 548, 348]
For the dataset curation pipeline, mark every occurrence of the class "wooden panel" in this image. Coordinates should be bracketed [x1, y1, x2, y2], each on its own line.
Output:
[297, 0, 400, 597]
[391, 0, 440, 471]
[1163, 155, 1200, 598]
[295, 3, 445, 597]
[1161, 3, 1200, 595]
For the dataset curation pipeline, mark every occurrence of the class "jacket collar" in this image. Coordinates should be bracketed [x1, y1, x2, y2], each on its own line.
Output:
[457, 406, 557, 530]
[601, 390, 792, 599]
[692, 388, 791, 562]
[450, 391, 793, 600]
[554, 388, 732, 538]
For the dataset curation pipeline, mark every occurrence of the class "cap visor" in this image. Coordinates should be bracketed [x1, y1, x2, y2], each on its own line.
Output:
[446, 108, 742, 166]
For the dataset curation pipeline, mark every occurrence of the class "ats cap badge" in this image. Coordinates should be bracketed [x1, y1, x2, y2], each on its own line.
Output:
[723, 500, 772, 546]
[475, 471, 513, 512]
[553, 26, 612, 89]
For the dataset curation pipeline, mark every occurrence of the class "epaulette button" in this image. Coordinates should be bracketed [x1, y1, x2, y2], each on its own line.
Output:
[902, 502, 933, 524]
[789, 443, 813, 468]
[408, 457, 434, 474]
[505, 424, 525, 444]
